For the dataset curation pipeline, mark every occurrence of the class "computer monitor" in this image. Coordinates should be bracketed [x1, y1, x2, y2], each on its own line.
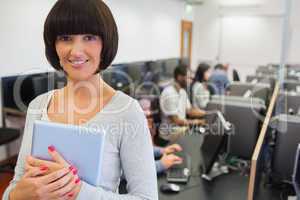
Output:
[164, 58, 180, 77]
[283, 80, 300, 93]
[126, 61, 145, 85]
[200, 111, 231, 178]
[292, 144, 300, 199]
[32, 72, 56, 97]
[207, 98, 265, 159]
[272, 114, 300, 183]
[276, 92, 300, 115]
[141, 61, 161, 84]
[255, 65, 277, 76]
[179, 57, 189, 66]
[102, 64, 131, 94]
[1, 74, 38, 112]
[246, 75, 276, 90]
[227, 82, 271, 103]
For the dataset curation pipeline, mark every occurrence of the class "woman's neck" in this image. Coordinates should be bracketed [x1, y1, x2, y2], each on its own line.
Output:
[65, 74, 102, 99]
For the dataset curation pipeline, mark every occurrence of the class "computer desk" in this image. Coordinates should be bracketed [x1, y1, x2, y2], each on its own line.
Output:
[157, 131, 281, 200]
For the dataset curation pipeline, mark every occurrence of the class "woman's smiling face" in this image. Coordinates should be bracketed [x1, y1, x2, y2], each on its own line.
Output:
[55, 34, 102, 81]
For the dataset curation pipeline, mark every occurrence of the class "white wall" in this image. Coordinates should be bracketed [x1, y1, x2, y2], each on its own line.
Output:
[192, 0, 300, 81]
[0, 0, 186, 77]
[106, 0, 186, 63]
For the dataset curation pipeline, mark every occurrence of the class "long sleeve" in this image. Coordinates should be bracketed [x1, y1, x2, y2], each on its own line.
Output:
[153, 146, 162, 158]
[155, 160, 166, 174]
[76, 101, 158, 200]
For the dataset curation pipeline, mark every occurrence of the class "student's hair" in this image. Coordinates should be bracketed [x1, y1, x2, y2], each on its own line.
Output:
[214, 63, 224, 70]
[193, 63, 210, 83]
[44, 0, 118, 73]
[174, 64, 188, 80]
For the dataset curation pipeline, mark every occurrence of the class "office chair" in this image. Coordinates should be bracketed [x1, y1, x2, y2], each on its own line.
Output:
[0, 77, 22, 173]
[0, 108, 21, 173]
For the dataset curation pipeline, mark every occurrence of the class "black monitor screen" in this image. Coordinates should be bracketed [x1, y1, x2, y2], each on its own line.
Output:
[201, 112, 227, 174]
[1, 72, 57, 112]
[1, 74, 38, 112]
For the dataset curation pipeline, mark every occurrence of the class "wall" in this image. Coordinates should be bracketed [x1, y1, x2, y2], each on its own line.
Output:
[106, 0, 186, 63]
[192, 0, 300, 81]
[0, 0, 186, 77]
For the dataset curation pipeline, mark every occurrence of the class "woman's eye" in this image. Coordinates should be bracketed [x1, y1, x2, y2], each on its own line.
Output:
[57, 35, 71, 41]
[84, 35, 97, 41]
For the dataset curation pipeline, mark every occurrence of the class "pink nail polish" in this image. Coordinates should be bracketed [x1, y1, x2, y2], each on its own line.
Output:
[72, 168, 78, 175]
[48, 145, 55, 152]
[69, 166, 74, 171]
[75, 178, 80, 184]
[67, 192, 74, 197]
[40, 165, 48, 171]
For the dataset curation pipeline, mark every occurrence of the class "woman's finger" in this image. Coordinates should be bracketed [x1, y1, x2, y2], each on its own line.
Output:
[48, 145, 69, 166]
[23, 166, 49, 178]
[26, 155, 55, 168]
[41, 167, 70, 184]
[46, 172, 74, 193]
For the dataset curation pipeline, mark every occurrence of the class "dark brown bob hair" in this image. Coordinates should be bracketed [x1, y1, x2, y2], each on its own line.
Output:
[43, 0, 118, 72]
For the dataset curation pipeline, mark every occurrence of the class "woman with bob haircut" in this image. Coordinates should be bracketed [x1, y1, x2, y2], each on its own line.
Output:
[3, 0, 158, 199]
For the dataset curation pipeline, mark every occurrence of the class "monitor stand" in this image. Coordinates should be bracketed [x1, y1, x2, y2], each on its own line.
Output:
[201, 162, 229, 181]
[287, 196, 296, 200]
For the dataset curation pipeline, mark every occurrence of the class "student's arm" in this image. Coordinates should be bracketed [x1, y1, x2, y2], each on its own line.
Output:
[168, 115, 205, 126]
[186, 108, 206, 118]
[153, 146, 163, 158]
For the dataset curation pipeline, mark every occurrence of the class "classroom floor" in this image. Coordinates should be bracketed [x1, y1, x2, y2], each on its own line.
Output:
[0, 155, 17, 199]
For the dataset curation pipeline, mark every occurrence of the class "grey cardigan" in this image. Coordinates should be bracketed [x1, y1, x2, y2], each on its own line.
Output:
[2, 90, 158, 200]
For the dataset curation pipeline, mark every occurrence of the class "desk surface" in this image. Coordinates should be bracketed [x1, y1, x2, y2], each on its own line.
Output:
[158, 132, 282, 200]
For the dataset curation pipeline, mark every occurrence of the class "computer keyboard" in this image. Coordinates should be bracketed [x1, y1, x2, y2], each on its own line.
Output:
[166, 152, 191, 183]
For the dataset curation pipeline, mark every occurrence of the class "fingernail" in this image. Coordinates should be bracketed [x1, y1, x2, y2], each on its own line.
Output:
[40, 165, 48, 171]
[69, 166, 74, 171]
[75, 178, 80, 184]
[48, 145, 55, 152]
[67, 192, 74, 197]
[72, 168, 78, 175]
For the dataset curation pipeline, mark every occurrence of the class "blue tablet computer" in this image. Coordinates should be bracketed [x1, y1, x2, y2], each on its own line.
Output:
[31, 120, 106, 186]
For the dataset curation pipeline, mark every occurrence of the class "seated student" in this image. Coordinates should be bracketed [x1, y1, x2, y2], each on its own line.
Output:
[3, 0, 158, 200]
[209, 64, 230, 95]
[191, 63, 212, 109]
[154, 144, 183, 174]
[159, 64, 206, 140]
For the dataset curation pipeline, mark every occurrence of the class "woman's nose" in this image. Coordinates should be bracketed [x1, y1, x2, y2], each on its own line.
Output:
[69, 41, 85, 57]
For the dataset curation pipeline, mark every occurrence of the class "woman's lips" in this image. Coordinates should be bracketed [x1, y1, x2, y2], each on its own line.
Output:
[68, 59, 88, 68]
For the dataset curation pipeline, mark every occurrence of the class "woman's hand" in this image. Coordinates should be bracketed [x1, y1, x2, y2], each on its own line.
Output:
[10, 146, 82, 200]
[10, 167, 79, 200]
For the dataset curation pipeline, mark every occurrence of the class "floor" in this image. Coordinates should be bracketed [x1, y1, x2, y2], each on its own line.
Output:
[0, 155, 17, 199]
